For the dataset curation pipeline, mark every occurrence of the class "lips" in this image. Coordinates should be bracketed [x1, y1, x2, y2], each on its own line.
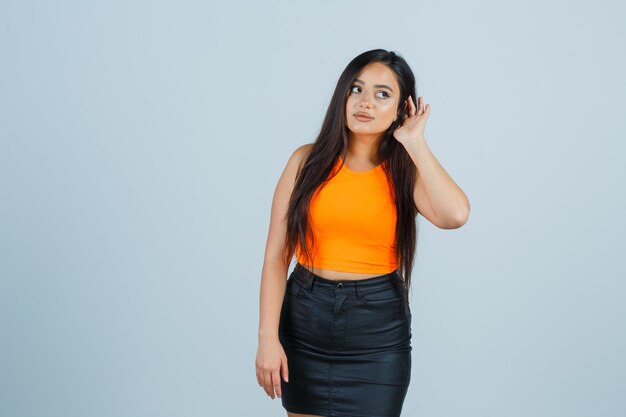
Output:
[354, 112, 373, 119]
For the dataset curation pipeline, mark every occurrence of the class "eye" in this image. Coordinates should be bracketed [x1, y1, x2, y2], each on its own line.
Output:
[349, 85, 391, 99]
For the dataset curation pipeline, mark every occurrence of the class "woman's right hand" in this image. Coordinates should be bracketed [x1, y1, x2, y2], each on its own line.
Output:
[255, 336, 289, 399]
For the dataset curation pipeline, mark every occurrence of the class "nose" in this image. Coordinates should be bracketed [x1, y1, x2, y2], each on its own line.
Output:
[359, 99, 372, 109]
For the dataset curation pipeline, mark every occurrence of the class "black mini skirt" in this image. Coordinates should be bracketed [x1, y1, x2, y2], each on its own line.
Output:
[278, 262, 412, 417]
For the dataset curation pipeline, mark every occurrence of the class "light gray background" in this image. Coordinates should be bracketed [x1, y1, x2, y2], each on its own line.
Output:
[1, 1, 624, 416]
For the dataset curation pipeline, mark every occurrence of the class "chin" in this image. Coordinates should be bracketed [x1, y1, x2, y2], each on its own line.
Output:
[349, 125, 382, 133]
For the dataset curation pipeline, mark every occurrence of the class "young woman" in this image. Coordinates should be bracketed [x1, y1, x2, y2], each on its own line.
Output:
[256, 49, 470, 417]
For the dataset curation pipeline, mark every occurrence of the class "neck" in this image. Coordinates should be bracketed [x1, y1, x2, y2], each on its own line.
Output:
[346, 132, 381, 165]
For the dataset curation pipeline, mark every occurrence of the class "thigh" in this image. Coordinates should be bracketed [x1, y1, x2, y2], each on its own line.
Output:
[346, 283, 412, 352]
[279, 275, 335, 352]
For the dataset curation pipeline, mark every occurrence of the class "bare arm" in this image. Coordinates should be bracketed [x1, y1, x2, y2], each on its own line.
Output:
[408, 136, 471, 229]
[258, 143, 311, 340]
[395, 96, 470, 229]
[256, 143, 312, 399]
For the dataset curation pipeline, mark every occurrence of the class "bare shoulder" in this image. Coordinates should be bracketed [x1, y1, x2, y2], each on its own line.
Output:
[292, 143, 314, 169]
[285, 143, 314, 178]
[263, 143, 313, 264]
[272, 143, 314, 197]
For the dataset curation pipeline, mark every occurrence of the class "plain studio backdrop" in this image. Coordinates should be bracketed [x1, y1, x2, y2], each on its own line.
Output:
[1, 1, 624, 416]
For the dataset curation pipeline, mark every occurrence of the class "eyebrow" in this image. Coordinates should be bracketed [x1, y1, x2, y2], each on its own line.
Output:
[353, 78, 394, 92]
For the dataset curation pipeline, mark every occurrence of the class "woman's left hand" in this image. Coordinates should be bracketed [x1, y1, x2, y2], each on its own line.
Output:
[393, 95, 430, 145]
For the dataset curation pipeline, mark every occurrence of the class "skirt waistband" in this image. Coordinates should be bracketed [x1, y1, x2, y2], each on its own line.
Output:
[293, 262, 401, 292]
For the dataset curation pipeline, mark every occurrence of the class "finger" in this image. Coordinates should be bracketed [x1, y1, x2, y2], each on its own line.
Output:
[418, 96, 424, 115]
[272, 370, 282, 398]
[262, 372, 273, 398]
[256, 368, 262, 387]
[282, 357, 289, 383]
[408, 95, 417, 117]
[260, 371, 268, 394]
[266, 371, 276, 398]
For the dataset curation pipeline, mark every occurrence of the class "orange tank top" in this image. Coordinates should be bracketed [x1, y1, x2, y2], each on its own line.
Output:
[295, 155, 398, 273]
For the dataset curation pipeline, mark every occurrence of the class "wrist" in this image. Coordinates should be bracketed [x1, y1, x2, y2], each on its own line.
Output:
[402, 135, 427, 150]
[258, 330, 279, 342]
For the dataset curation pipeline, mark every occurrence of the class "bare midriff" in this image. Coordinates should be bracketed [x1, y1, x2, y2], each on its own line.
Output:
[299, 263, 396, 281]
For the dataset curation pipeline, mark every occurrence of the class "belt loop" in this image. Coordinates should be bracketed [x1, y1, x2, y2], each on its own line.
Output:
[355, 281, 366, 301]
[300, 265, 314, 290]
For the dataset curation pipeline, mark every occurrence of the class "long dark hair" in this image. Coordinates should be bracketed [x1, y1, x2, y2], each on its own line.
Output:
[282, 49, 419, 305]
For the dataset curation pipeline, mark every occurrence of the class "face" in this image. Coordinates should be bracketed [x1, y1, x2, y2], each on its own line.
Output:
[345, 62, 402, 138]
